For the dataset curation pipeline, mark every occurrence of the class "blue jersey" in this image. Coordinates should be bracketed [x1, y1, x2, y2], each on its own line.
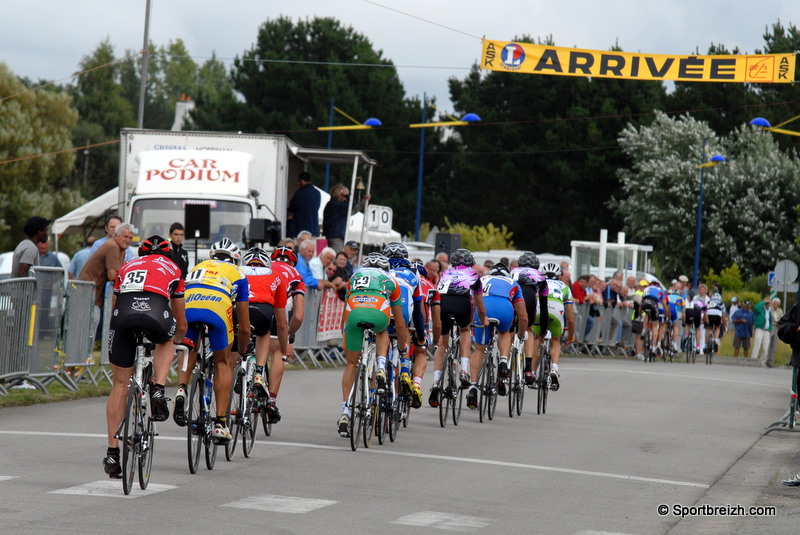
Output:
[642, 286, 667, 311]
[481, 274, 524, 303]
[667, 293, 685, 322]
[389, 266, 421, 324]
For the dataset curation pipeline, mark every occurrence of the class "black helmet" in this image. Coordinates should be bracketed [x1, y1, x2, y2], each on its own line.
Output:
[382, 242, 408, 259]
[488, 262, 511, 277]
[138, 235, 171, 258]
[518, 251, 540, 269]
[449, 248, 475, 267]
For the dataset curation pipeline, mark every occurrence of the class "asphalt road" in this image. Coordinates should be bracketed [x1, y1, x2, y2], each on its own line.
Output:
[1, 357, 798, 535]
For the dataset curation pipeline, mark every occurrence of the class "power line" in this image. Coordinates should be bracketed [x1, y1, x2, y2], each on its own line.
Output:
[362, 0, 482, 41]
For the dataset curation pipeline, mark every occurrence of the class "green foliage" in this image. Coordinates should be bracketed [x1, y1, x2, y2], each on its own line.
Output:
[704, 263, 744, 293]
[442, 218, 514, 251]
[745, 273, 770, 295]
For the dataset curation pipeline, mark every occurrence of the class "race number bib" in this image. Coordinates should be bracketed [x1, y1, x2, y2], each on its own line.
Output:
[119, 270, 147, 293]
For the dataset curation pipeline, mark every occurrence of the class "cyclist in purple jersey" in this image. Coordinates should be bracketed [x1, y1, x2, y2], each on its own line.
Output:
[429, 249, 487, 403]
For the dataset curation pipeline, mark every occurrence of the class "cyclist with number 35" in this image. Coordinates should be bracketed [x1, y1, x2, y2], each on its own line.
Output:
[172, 237, 250, 444]
[103, 235, 187, 478]
[337, 253, 409, 437]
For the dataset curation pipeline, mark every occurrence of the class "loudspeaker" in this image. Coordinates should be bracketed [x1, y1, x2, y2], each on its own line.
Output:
[249, 218, 282, 246]
[435, 233, 461, 256]
[184, 204, 210, 240]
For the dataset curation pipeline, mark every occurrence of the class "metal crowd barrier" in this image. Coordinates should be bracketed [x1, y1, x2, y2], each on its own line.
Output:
[61, 280, 98, 386]
[0, 278, 41, 394]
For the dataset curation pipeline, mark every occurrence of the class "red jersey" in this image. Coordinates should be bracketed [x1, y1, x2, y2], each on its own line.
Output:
[418, 276, 440, 324]
[114, 255, 185, 299]
[273, 261, 306, 298]
[242, 265, 288, 308]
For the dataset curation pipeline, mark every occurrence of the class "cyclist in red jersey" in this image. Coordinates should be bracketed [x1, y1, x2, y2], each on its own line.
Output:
[240, 247, 292, 422]
[267, 245, 306, 392]
[103, 235, 187, 478]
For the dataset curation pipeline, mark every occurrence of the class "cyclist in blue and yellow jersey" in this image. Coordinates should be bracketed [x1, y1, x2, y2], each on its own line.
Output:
[172, 237, 250, 443]
[338, 253, 409, 437]
[530, 263, 575, 390]
[466, 262, 528, 408]
[666, 282, 686, 352]
[640, 279, 669, 359]
[510, 251, 549, 386]
[429, 248, 487, 406]
[383, 243, 426, 403]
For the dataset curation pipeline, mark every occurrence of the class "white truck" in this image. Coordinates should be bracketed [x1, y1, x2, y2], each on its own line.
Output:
[117, 128, 377, 252]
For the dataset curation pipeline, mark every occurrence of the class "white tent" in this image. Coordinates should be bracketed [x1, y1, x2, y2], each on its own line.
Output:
[52, 187, 119, 236]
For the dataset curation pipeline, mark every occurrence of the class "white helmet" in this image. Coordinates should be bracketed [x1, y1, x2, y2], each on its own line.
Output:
[541, 262, 561, 279]
[209, 237, 242, 264]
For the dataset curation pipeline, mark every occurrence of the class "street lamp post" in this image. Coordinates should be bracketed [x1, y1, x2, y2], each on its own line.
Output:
[692, 140, 725, 289]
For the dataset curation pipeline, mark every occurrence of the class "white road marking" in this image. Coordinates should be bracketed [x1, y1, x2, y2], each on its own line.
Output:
[393, 511, 491, 531]
[50, 480, 177, 498]
[567, 365, 784, 389]
[575, 531, 641, 535]
[221, 494, 336, 513]
[0, 476, 19, 482]
[0, 431, 709, 489]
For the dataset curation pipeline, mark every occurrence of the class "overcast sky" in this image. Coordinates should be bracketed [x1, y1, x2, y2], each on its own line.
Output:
[4, 0, 799, 114]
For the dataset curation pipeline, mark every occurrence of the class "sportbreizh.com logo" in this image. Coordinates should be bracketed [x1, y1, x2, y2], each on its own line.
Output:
[501, 43, 525, 70]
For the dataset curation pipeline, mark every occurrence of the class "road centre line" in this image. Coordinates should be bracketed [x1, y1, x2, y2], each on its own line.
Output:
[0, 430, 709, 489]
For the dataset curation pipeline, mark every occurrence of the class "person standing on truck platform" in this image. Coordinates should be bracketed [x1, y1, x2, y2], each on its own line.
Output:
[169, 222, 189, 278]
[287, 172, 320, 237]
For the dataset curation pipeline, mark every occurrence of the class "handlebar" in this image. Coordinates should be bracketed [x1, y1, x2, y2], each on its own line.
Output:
[174, 344, 191, 373]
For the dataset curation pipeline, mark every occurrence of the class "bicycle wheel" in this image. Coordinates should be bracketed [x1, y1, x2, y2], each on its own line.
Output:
[242, 384, 258, 458]
[438, 359, 450, 428]
[388, 397, 400, 442]
[508, 348, 518, 418]
[225, 365, 244, 461]
[487, 359, 498, 421]
[349, 362, 364, 452]
[536, 353, 549, 415]
[375, 391, 386, 445]
[453, 368, 463, 426]
[186, 375, 203, 474]
[260, 397, 273, 436]
[138, 412, 155, 490]
[363, 386, 376, 449]
[204, 375, 218, 471]
[121, 387, 137, 495]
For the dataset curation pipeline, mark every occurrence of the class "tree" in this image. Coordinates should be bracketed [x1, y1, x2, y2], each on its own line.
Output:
[0, 62, 78, 250]
[614, 111, 800, 278]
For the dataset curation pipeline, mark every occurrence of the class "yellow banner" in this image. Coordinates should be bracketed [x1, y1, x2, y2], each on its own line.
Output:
[480, 39, 796, 83]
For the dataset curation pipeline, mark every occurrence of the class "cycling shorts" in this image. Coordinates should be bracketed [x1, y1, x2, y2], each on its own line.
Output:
[108, 293, 174, 368]
[342, 292, 391, 351]
[440, 294, 472, 333]
[472, 295, 514, 345]
[640, 297, 660, 322]
[706, 312, 722, 328]
[186, 306, 233, 352]
[247, 302, 275, 337]
[532, 299, 566, 338]
[684, 308, 703, 328]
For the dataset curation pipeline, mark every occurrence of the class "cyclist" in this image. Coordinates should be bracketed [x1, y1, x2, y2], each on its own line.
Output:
[509, 251, 549, 385]
[265, 245, 306, 412]
[172, 237, 250, 443]
[240, 247, 291, 423]
[640, 280, 669, 359]
[103, 235, 187, 478]
[337, 253, 409, 437]
[383, 243, 425, 402]
[466, 262, 528, 408]
[429, 248, 487, 406]
[530, 262, 574, 389]
[706, 292, 727, 355]
[683, 295, 707, 353]
[410, 260, 441, 408]
[666, 284, 686, 352]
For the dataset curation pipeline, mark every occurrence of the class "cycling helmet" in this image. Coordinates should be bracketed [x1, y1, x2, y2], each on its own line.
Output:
[362, 252, 390, 271]
[449, 248, 475, 267]
[488, 262, 511, 277]
[383, 242, 408, 259]
[244, 247, 271, 268]
[138, 235, 171, 258]
[388, 256, 411, 269]
[711, 292, 722, 301]
[518, 251, 540, 269]
[270, 245, 298, 266]
[209, 237, 242, 264]
[411, 260, 428, 278]
[541, 262, 561, 279]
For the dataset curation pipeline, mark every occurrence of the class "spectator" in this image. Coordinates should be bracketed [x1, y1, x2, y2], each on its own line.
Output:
[425, 260, 440, 285]
[169, 222, 189, 278]
[766, 298, 783, 368]
[435, 252, 449, 271]
[752, 296, 773, 366]
[731, 299, 755, 358]
[729, 296, 740, 319]
[296, 230, 313, 243]
[79, 223, 134, 341]
[309, 246, 336, 279]
[322, 183, 370, 253]
[12, 216, 51, 277]
[295, 239, 334, 291]
[37, 240, 62, 268]
[68, 236, 96, 279]
[91, 215, 134, 262]
[342, 240, 360, 276]
[483, 259, 494, 270]
[678, 274, 690, 301]
[604, 272, 623, 343]
[618, 276, 637, 349]
[287, 172, 321, 237]
[559, 261, 572, 286]
[329, 252, 350, 300]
